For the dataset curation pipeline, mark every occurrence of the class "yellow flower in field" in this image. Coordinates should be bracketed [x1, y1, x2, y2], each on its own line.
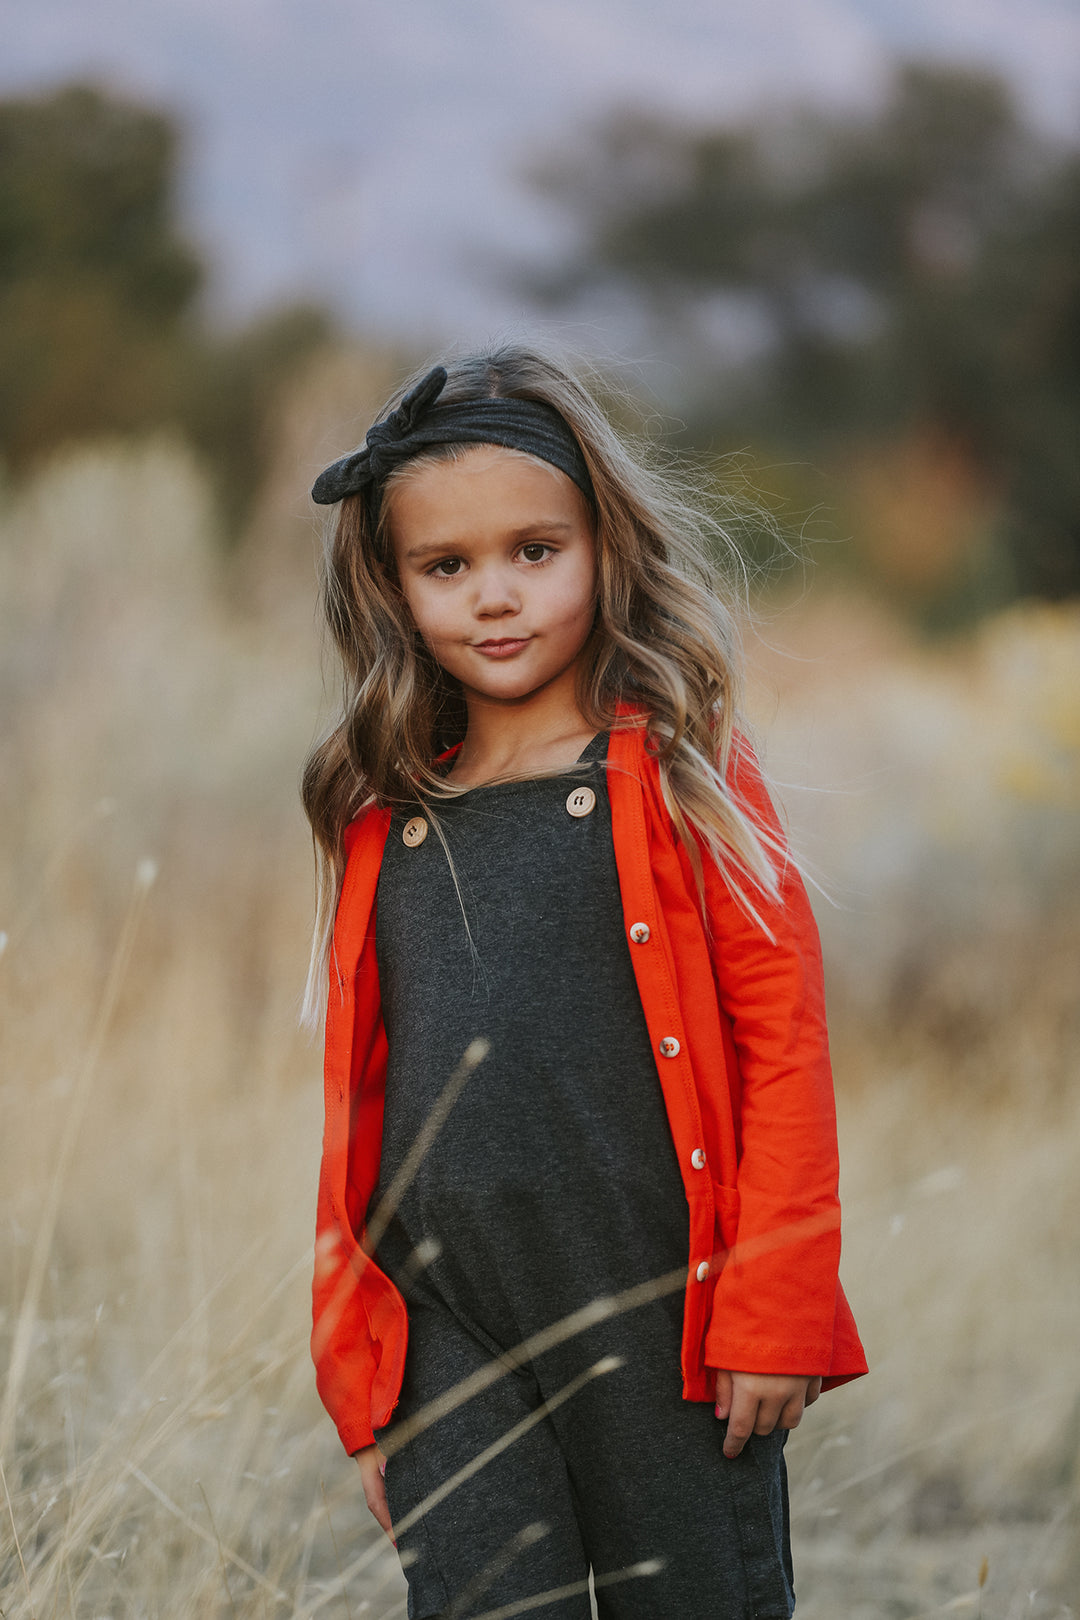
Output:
[997, 755, 1063, 804]
[1042, 693, 1080, 753]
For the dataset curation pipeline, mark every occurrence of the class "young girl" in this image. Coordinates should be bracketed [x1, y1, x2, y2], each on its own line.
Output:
[302, 347, 866, 1619]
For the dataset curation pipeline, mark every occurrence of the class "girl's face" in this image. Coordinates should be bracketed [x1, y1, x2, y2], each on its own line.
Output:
[387, 445, 598, 712]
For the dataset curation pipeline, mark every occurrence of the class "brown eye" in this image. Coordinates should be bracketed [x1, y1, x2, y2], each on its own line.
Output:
[521, 543, 549, 563]
[434, 557, 463, 576]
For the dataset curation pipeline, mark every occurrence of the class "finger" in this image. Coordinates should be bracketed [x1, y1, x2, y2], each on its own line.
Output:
[805, 1377, 823, 1406]
[777, 1390, 807, 1429]
[753, 1396, 785, 1435]
[356, 1450, 395, 1539]
[714, 1368, 733, 1420]
[364, 1474, 394, 1538]
[722, 1389, 759, 1459]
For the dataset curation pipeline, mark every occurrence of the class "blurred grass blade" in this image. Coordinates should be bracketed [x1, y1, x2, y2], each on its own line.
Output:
[127, 1465, 290, 1605]
[392, 1356, 623, 1539]
[0, 857, 157, 1457]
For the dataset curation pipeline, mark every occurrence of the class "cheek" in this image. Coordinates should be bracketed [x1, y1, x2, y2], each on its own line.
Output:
[398, 579, 443, 640]
[406, 601, 468, 671]
[563, 556, 599, 624]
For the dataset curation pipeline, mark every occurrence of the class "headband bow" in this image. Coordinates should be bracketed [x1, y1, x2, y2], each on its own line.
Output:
[311, 367, 449, 504]
[310, 365, 593, 506]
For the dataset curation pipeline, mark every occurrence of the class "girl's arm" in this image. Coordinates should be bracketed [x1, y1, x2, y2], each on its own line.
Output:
[696, 740, 849, 1380]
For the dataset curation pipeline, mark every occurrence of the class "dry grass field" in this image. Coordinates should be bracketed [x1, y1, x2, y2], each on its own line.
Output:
[2, 412, 1077, 1617]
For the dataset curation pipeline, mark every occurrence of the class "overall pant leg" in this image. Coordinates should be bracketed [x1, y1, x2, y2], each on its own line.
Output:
[376, 1281, 593, 1620]
[535, 1296, 796, 1620]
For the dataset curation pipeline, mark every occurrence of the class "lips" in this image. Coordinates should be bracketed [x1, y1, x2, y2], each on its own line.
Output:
[473, 637, 531, 658]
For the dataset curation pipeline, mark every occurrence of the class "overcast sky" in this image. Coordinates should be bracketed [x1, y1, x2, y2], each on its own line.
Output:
[5, 0, 1080, 346]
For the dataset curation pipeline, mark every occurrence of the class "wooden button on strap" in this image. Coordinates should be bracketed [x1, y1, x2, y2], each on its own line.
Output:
[566, 786, 596, 818]
[402, 816, 428, 847]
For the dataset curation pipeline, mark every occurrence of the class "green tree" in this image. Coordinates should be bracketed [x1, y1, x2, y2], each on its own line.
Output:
[525, 63, 1080, 603]
[0, 82, 202, 461]
[0, 80, 335, 534]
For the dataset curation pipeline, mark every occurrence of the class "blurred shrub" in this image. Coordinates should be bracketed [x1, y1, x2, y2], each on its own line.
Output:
[178, 301, 338, 534]
[748, 594, 1080, 1108]
[0, 81, 337, 536]
[524, 61, 1080, 614]
[0, 83, 201, 458]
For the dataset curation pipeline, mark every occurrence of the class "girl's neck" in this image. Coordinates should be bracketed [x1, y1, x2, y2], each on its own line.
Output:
[448, 684, 597, 787]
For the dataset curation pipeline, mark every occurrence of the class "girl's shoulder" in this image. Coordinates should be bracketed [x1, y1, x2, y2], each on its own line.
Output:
[342, 799, 390, 860]
[342, 739, 462, 858]
[611, 703, 760, 799]
[333, 802, 392, 967]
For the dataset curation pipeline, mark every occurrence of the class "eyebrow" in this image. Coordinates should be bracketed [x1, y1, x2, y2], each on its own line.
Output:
[402, 521, 576, 561]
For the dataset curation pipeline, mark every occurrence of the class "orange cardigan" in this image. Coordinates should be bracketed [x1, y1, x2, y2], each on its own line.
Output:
[312, 720, 867, 1455]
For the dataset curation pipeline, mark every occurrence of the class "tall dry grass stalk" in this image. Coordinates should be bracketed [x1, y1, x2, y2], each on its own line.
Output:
[1, 415, 1077, 1615]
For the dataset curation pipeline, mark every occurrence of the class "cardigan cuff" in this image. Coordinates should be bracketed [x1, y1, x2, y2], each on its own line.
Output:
[337, 1414, 377, 1455]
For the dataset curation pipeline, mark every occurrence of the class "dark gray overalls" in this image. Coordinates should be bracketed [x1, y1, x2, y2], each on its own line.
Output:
[372, 735, 794, 1619]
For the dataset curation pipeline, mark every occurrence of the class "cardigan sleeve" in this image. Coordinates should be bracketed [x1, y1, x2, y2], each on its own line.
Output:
[697, 739, 848, 1376]
[312, 1158, 382, 1454]
[311, 803, 407, 1455]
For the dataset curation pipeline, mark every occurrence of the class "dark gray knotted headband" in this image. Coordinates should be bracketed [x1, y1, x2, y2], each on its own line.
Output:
[311, 365, 593, 506]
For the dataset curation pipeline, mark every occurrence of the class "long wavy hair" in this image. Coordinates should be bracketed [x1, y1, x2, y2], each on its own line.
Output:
[300, 343, 784, 1025]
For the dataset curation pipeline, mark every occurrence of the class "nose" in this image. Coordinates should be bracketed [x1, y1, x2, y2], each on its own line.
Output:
[472, 561, 520, 618]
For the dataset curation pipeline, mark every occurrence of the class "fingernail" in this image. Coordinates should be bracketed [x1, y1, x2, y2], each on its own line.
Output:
[379, 1459, 387, 1477]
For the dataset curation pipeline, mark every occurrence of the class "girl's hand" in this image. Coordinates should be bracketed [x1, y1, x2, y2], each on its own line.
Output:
[714, 1371, 822, 1459]
[355, 1445, 395, 1540]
